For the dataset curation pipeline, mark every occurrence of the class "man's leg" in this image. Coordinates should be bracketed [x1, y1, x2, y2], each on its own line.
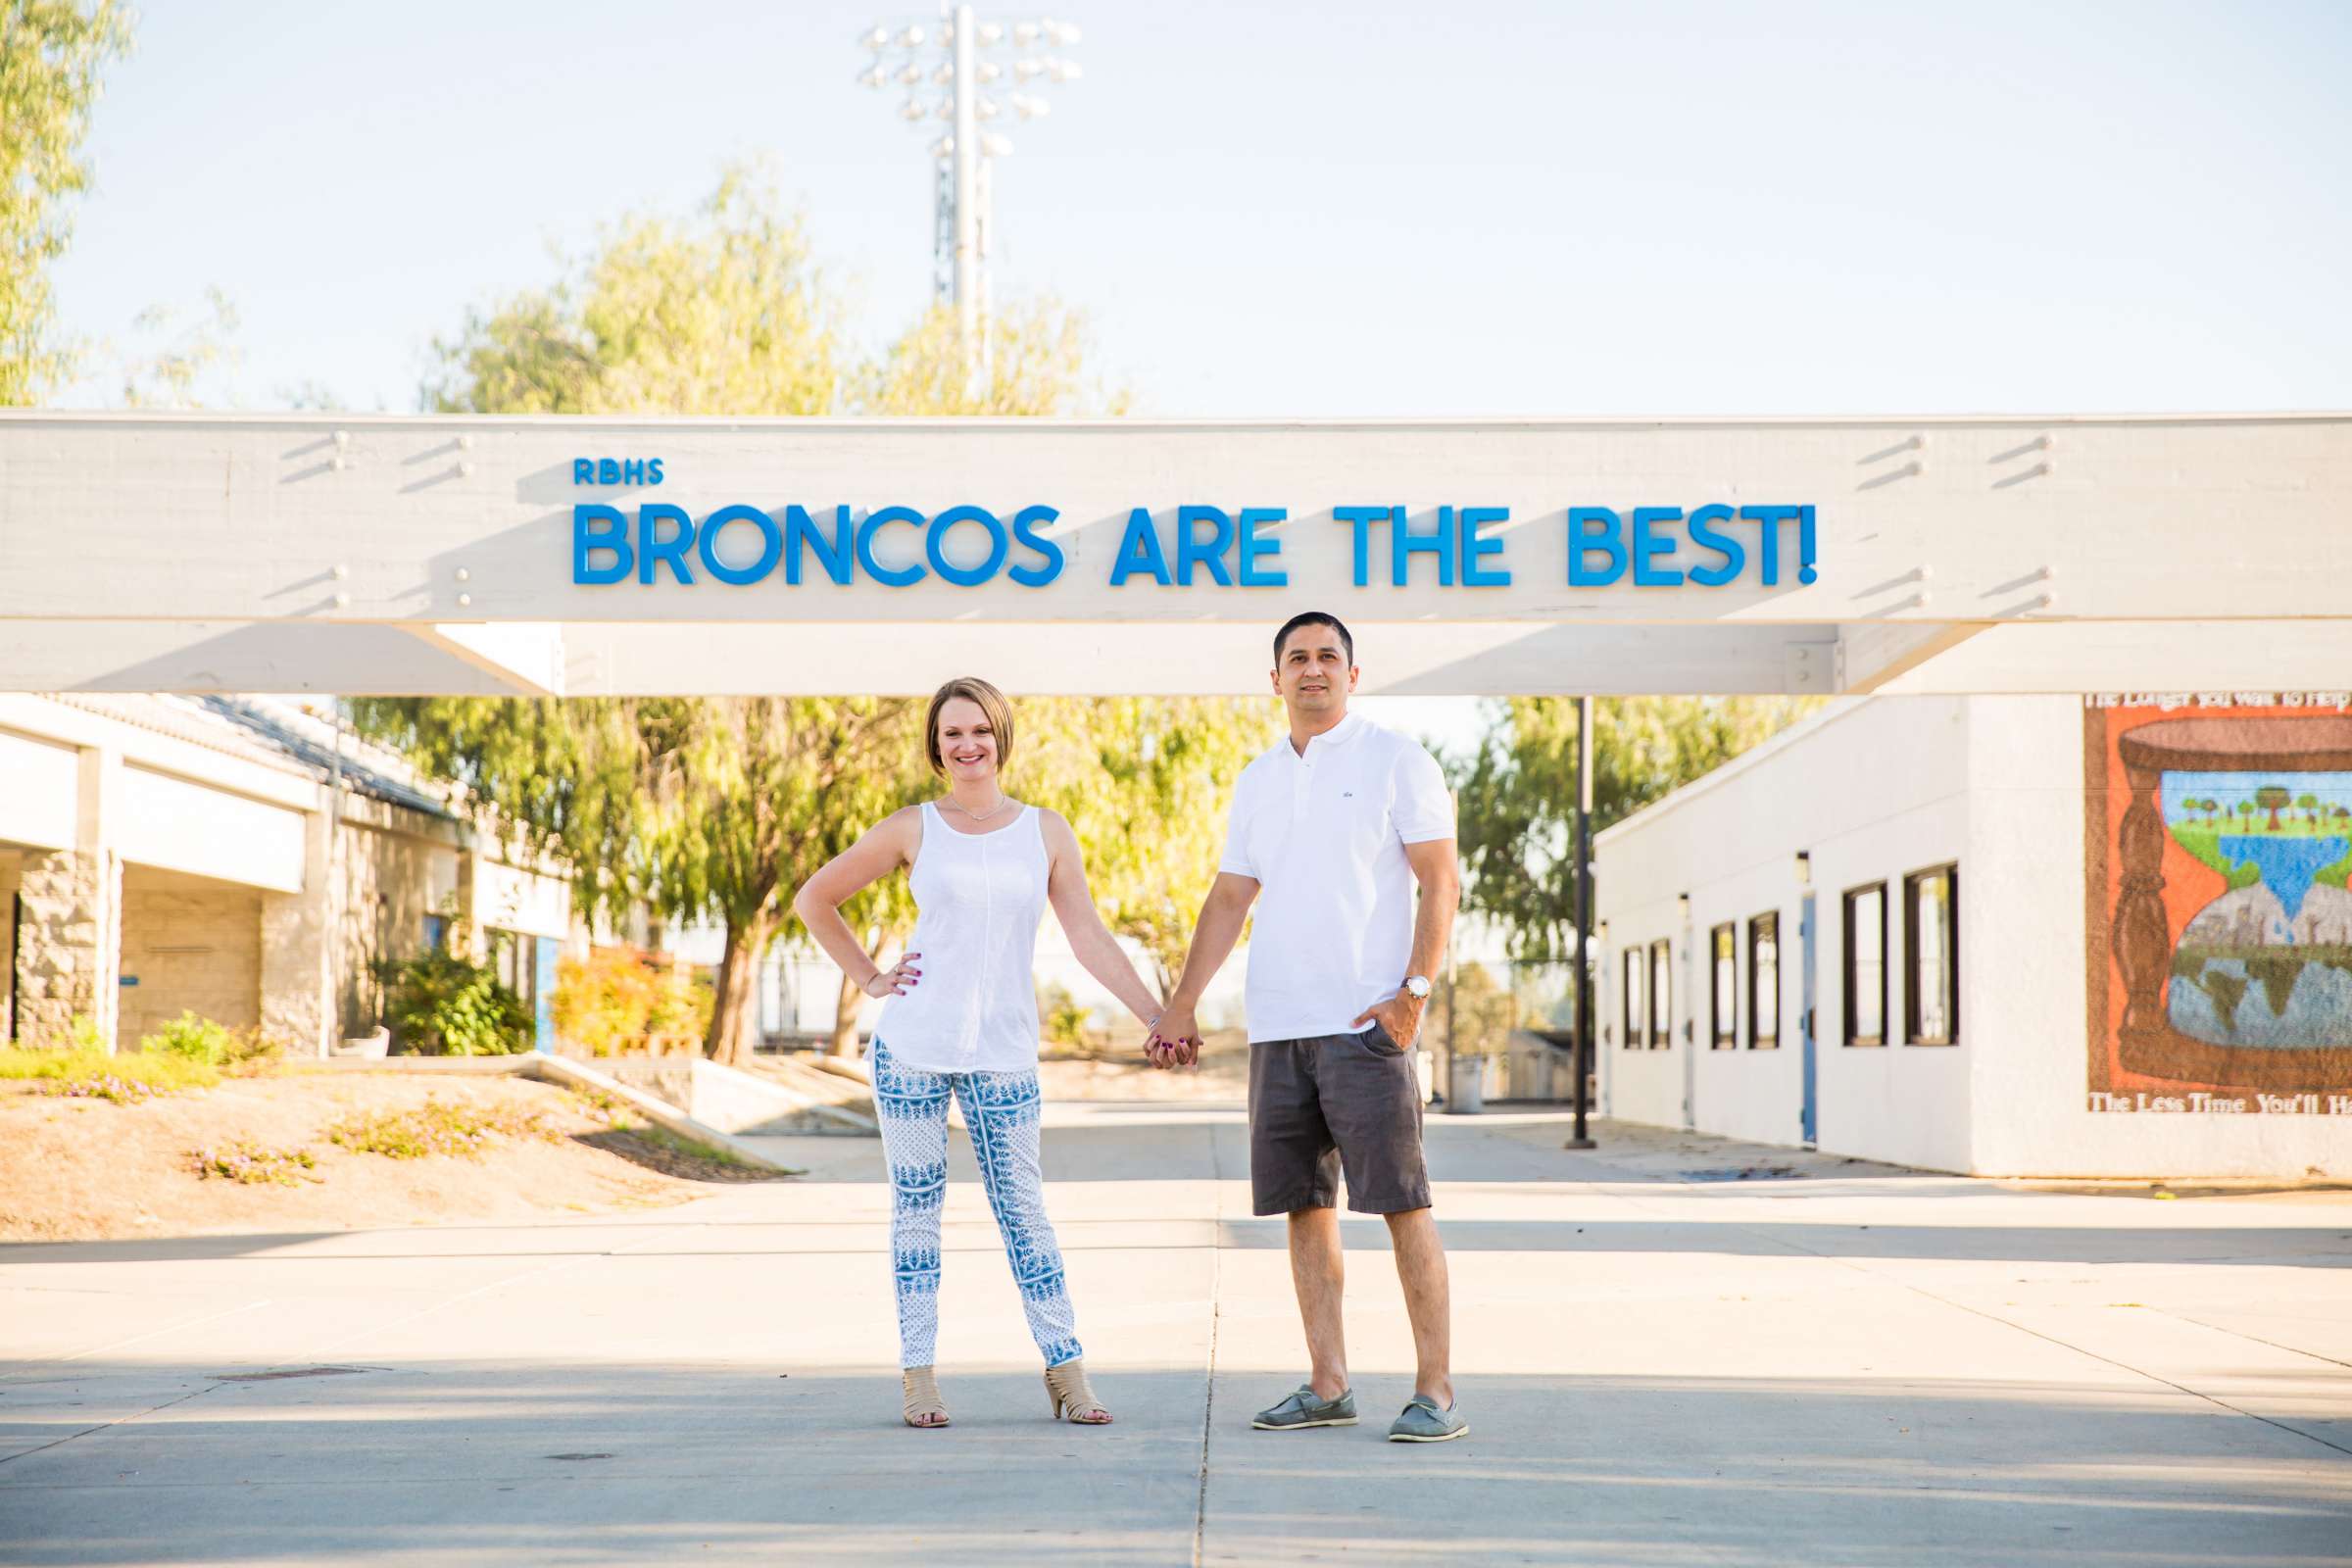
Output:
[1385, 1206, 1452, 1407]
[1289, 1205, 1349, 1399]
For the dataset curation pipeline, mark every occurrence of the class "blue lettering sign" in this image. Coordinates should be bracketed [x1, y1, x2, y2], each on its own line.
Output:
[1009, 505, 1065, 587]
[1237, 508, 1287, 587]
[926, 506, 1010, 587]
[698, 504, 782, 586]
[1568, 507, 1628, 586]
[1109, 508, 1173, 586]
[1459, 507, 1511, 587]
[857, 507, 928, 588]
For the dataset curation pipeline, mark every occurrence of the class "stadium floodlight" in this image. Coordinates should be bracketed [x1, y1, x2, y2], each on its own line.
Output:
[857, 7, 1083, 390]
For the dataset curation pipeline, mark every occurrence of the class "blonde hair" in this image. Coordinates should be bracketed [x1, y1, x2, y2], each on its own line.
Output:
[924, 676, 1016, 778]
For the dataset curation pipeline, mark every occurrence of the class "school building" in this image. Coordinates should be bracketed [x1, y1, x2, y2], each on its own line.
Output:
[1595, 692, 2352, 1179]
[0, 693, 574, 1054]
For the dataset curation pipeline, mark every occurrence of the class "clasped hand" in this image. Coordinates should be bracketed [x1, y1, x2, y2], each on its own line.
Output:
[1145, 1003, 1200, 1071]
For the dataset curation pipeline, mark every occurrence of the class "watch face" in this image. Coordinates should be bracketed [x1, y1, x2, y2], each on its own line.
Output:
[1405, 976, 1432, 999]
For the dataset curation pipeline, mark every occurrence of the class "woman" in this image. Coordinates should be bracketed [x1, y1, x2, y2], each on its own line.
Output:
[792, 676, 1170, 1430]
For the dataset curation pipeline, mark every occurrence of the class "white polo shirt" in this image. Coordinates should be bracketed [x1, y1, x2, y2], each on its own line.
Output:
[1218, 710, 1455, 1044]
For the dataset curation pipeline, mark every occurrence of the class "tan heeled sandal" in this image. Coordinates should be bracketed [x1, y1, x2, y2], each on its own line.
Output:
[903, 1366, 950, 1428]
[1044, 1357, 1111, 1425]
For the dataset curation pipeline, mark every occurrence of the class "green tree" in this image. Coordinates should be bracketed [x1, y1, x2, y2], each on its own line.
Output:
[2257, 784, 2291, 831]
[1018, 696, 1279, 990]
[0, 0, 133, 404]
[1448, 696, 1821, 961]
[2297, 792, 2320, 828]
[367, 169, 1117, 1065]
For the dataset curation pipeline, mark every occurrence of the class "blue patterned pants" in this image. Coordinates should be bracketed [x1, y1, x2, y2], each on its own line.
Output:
[872, 1042, 1083, 1370]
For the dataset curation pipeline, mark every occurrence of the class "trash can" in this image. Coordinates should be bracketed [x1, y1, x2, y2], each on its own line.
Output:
[1446, 1051, 1485, 1114]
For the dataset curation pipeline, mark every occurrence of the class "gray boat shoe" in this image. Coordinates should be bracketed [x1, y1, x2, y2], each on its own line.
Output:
[1251, 1383, 1358, 1431]
[1387, 1395, 1469, 1443]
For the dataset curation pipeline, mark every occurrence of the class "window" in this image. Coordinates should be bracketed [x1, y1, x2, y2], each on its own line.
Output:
[1710, 922, 1738, 1049]
[1905, 864, 1959, 1045]
[1648, 939, 1673, 1049]
[1621, 949, 1645, 1051]
[1843, 883, 1886, 1047]
[422, 913, 449, 954]
[1746, 911, 1780, 1050]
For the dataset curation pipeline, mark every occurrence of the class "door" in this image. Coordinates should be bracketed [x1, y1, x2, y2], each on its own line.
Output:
[533, 937, 559, 1053]
[1798, 892, 1819, 1147]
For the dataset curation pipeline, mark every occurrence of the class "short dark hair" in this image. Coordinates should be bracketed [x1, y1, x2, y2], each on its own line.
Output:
[1273, 612, 1353, 668]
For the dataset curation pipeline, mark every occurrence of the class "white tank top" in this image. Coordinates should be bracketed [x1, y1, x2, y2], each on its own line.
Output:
[873, 801, 1051, 1074]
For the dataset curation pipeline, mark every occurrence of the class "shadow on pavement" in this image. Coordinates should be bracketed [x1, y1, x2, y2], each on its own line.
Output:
[1, 1363, 2346, 1566]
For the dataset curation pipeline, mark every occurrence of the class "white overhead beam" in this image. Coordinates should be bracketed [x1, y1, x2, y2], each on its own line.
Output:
[545, 620, 1851, 697]
[401, 623, 566, 698]
[0, 621, 531, 695]
[4, 412, 2348, 628]
[1835, 621, 1991, 693]
[1874, 619, 2352, 695]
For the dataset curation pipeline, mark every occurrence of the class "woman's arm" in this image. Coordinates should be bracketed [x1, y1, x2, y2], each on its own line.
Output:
[791, 808, 924, 1000]
[1039, 809, 1166, 1029]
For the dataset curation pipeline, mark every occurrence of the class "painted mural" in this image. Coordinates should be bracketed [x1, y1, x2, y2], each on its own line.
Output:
[2083, 694, 2352, 1113]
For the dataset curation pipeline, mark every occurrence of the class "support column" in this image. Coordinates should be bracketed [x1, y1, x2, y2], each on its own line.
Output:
[16, 747, 121, 1049]
[261, 801, 337, 1056]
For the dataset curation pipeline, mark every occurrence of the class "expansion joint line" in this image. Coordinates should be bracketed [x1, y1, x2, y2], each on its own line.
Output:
[0, 1382, 220, 1469]
[1193, 1115, 1229, 1568]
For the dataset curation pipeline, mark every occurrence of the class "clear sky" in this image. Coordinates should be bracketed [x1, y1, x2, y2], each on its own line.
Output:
[48, 0, 2352, 419]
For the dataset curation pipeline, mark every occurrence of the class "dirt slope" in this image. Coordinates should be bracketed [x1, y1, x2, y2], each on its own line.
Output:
[0, 1067, 783, 1244]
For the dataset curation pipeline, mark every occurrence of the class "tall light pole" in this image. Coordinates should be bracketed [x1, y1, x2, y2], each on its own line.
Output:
[858, 9, 1082, 392]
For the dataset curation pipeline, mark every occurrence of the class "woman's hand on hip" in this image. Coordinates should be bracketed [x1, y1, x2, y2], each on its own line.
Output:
[862, 954, 922, 1000]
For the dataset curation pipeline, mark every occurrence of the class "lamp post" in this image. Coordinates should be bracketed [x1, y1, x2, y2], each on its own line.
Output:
[858, 8, 1082, 392]
[1567, 694, 1597, 1150]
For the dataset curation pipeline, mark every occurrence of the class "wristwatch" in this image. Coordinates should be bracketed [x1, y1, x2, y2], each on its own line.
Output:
[1402, 975, 1432, 1001]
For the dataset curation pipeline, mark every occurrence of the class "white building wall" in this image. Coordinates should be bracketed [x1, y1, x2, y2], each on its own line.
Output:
[1597, 698, 1976, 1171]
[1600, 693, 2352, 1178]
[1964, 698, 2351, 1179]
[116, 764, 306, 893]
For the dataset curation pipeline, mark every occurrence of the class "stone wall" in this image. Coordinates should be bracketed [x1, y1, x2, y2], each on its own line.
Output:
[12, 847, 118, 1047]
[333, 808, 464, 1041]
[0, 851, 19, 1042]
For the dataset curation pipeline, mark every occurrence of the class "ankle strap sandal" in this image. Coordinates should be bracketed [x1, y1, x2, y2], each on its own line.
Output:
[1044, 1357, 1111, 1425]
[903, 1365, 950, 1428]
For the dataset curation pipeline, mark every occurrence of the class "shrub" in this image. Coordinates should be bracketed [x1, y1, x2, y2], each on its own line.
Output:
[380, 950, 534, 1055]
[1, 1047, 218, 1101]
[142, 1011, 237, 1064]
[551, 947, 713, 1056]
[564, 1086, 640, 1128]
[1038, 982, 1095, 1053]
[323, 1096, 560, 1159]
[188, 1140, 319, 1185]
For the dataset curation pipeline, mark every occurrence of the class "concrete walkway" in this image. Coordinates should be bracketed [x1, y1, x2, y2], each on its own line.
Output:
[3, 1105, 2349, 1565]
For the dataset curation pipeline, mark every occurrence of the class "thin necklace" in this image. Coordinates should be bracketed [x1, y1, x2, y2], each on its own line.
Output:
[952, 790, 1011, 822]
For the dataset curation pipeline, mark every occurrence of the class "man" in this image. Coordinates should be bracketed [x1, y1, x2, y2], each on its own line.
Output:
[1152, 611, 1467, 1443]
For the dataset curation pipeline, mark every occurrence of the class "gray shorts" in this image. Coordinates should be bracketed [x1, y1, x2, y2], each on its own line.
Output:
[1248, 1023, 1432, 1216]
